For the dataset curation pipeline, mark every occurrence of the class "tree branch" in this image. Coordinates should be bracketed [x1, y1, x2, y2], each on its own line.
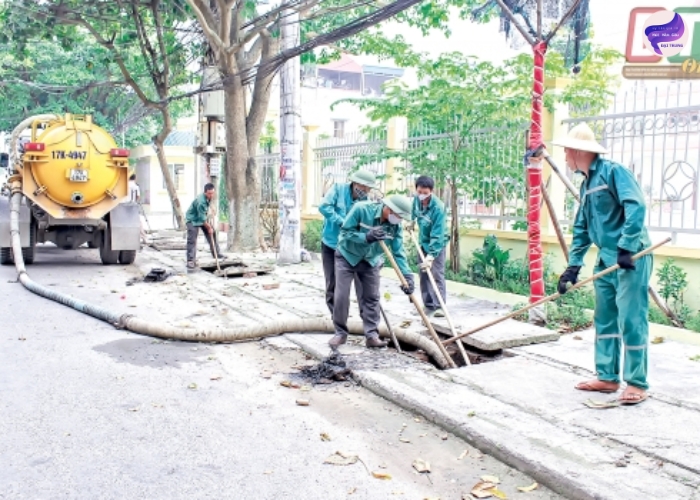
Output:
[545, 0, 584, 44]
[246, 31, 278, 154]
[131, 2, 161, 88]
[152, 0, 170, 96]
[185, 0, 225, 52]
[492, 0, 536, 45]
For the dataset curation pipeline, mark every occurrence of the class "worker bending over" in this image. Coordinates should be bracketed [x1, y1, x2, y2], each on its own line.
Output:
[554, 123, 652, 405]
[411, 175, 449, 318]
[185, 183, 222, 269]
[330, 195, 415, 349]
[318, 170, 378, 314]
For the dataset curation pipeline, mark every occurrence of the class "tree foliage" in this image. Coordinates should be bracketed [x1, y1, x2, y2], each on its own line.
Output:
[339, 43, 621, 270]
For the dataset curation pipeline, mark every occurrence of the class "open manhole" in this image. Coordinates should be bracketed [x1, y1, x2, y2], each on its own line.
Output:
[199, 259, 274, 278]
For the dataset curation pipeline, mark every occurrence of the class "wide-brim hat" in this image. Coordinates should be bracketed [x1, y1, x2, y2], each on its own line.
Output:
[348, 169, 378, 189]
[552, 123, 608, 154]
[383, 194, 412, 221]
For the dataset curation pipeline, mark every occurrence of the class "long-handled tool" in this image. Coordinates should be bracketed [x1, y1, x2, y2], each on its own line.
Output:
[408, 229, 471, 366]
[207, 219, 222, 274]
[541, 150, 682, 327]
[377, 239, 457, 369]
[379, 303, 402, 353]
[137, 201, 152, 233]
[443, 238, 671, 346]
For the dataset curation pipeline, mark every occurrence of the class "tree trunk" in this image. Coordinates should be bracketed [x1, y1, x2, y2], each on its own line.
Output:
[449, 180, 460, 274]
[224, 81, 260, 251]
[526, 41, 548, 324]
[153, 108, 185, 229]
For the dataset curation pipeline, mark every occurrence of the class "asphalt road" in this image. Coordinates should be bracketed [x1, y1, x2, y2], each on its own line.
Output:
[0, 245, 561, 500]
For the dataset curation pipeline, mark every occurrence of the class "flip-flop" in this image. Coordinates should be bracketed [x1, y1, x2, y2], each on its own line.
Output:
[619, 392, 648, 405]
[575, 381, 620, 394]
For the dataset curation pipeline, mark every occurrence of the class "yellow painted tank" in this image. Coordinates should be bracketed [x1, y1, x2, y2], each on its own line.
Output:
[20, 114, 129, 219]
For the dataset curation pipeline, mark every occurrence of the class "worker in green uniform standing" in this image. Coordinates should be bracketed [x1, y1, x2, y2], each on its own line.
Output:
[411, 175, 449, 318]
[185, 183, 222, 269]
[554, 123, 652, 405]
[330, 195, 415, 349]
[318, 170, 377, 314]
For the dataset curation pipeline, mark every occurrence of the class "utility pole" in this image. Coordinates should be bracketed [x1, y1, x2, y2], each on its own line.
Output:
[195, 46, 226, 243]
[277, 10, 302, 264]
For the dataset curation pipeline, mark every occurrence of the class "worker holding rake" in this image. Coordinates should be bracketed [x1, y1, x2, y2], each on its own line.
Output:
[554, 124, 652, 405]
[329, 195, 415, 349]
[410, 175, 449, 318]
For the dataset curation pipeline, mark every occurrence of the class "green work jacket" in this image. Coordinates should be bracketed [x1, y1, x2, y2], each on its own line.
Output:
[412, 195, 449, 257]
[185, 194, 211, 226]
[337, 201, 412, 276]
[319, 183, 357, 249]
[569, 158, 651, 268]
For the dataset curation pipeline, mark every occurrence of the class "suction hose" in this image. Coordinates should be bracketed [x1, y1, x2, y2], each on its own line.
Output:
[8, 187, 449, 368]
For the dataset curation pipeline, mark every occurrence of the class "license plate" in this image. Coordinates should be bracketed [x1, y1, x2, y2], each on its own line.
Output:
[69, 169, 88, 182]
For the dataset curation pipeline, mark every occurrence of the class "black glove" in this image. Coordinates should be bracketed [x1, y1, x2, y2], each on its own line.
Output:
[617, 248, 635, 270]
[400, 273, 415, 295]
[365, 227, 387, 243]
[557, 266, 581, 295]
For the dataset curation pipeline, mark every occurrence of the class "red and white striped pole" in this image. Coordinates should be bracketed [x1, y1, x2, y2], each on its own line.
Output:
[527, 41, 548, 316]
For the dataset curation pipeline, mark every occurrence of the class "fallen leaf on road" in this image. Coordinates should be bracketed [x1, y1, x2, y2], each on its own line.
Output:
[651, 336, 664, 344]
[583, 398, 620, 409]
[290, 382, 301, 389]
[324, 451, 358, 466]
[300, 385, 311, 392]
[263, 283, 280, 290]
[517, 483, 539, 492]
[320, 432, 331, 442]
[399, 437, 411, 443]
[399, 320, 411, 328]
[280, 380, 292, 387]
[458, 450, 469, 460]
[348, 487, 357, 494]
[263, 470, 273, 474]
[207, 356, 217, 361]
[469, 481, 497, 499]
[128, 407, 139, 412]
[467, 411, 476, 417]
[384, 292, 392, 301]
[151, 403, 163, 408]
[489, 488, 507, 499]
[372, 471, 392, 480]
[210, 375, 222, 381]
[441, 434, 448, 440]
[481, 475, 500, 484]
[573, 335, 582, 340]
[188, 383, 197, 390]
[18, 337, 26, 341]
[296, 399, 310, 406]
[413, 458, 430, 473]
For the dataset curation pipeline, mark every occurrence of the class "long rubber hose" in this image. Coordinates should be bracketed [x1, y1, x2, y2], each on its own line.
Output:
[8, 187, 449, 368]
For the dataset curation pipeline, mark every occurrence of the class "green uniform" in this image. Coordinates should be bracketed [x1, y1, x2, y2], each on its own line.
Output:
[569, 157, 652, 390]
[185, 194, 210, 226]
[412, 195, 449, 311]
[411, 195, 449, 258]
[337, 201, 411, 276]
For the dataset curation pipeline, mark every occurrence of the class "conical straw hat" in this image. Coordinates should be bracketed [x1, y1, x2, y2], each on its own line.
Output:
[552, 123, 608, 154]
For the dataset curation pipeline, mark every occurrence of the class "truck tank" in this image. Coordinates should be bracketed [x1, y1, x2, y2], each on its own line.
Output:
[0, 114, 141, 265]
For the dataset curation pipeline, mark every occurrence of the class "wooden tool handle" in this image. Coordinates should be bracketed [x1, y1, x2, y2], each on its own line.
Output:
[443, 237, 671, 346]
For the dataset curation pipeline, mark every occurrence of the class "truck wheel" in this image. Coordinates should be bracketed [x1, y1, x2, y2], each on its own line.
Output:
[0, 248, 12, 266]
[21, 222, 37, 265]
[99, 229, 120, 265]
[119, 250, 136, 265]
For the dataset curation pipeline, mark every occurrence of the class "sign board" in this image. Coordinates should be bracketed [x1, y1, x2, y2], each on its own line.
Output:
[624, 5, 700, 79]
[209, 156, 221, 177]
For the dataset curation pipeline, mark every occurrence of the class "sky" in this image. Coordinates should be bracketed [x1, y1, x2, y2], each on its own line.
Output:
[353, 0, 700, 88]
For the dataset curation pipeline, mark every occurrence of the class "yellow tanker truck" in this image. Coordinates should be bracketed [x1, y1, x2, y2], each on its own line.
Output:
[0, 114, 141, 265]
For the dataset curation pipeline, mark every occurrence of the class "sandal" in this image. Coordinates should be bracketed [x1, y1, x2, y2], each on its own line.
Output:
[619, 390, 648, 406]
[575, 380, 620, 394]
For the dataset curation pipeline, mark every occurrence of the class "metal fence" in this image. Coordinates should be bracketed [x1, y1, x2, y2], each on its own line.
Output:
[563, 81, 700, 242]
[313, 130, 387, 199]
[403, 123, 529, 230]
[256, 150, 280, 205]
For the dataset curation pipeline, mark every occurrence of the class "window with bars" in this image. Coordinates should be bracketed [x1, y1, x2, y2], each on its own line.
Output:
[163, 164, 185, 190]
[333, 120, 346, 139]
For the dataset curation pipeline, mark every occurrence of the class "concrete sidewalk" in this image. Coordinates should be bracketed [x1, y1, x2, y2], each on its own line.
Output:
[143, 236, 700, 499]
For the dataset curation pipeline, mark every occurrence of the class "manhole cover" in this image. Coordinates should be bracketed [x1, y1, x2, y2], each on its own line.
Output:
[200, 259, 274, 278]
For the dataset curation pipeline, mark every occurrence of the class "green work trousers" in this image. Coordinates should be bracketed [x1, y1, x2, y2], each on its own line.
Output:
[592, 253, 652, 390]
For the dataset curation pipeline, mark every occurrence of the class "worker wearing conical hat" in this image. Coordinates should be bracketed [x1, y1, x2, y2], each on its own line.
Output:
[553, 123, 652, 405]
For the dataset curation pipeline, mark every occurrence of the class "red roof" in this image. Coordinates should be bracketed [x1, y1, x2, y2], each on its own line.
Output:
[320, 54, 362, 73]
